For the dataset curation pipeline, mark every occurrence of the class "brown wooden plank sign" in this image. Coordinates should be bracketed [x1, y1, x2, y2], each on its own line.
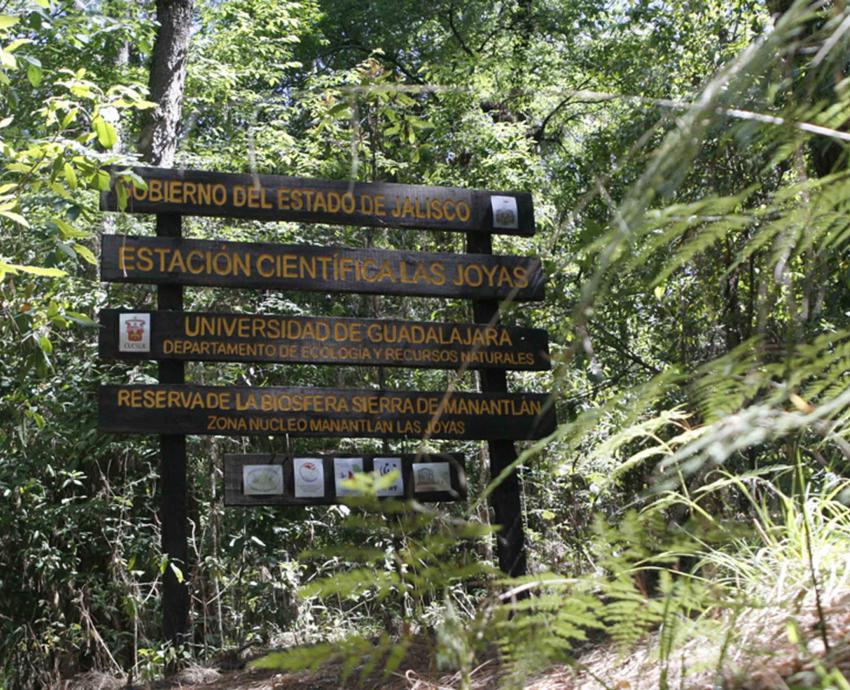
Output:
[98, 385, 555, 440]
[100, 235, 545, 301]
[101, 166, 535, 236]
[224, 452, 467, 506]
[99, 309, 551, 371]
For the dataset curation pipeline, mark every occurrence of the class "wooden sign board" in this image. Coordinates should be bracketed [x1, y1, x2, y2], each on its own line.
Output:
[100, 235, 545, 301]
[100, 166, 535, 236]
[98, 385, 556, 440]
[98, 309, 551, 371]
[224, 452, 466, 506]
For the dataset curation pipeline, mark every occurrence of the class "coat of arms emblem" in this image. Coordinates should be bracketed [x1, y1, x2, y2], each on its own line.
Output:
[118, 313, 151, 352]
[125, 317, 146, 342]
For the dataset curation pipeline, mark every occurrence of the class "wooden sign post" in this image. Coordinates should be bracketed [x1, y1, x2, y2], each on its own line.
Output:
[98, 166, 555, 646]
[469, 232, 531, 578]
[155, 213, 190, 644]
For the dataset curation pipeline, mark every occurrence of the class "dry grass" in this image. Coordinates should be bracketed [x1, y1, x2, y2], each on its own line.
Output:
[520, 591, 850, 690]
[62, 671, 128, 690]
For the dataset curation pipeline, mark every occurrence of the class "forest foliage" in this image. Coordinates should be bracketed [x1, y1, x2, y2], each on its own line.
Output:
[2, 0, 850, 687]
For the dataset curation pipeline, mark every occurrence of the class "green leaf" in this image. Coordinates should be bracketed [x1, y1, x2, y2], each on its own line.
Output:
[34, 0, 50, 8]
[55, 240, 76, 262]
[72, 243, 96, 265]
[0, 49, 17, 70]
[49, 181, 72, 200]
[26, 63, 42, 86]
[65, 311, 97, 327]
[6, 262, 66, 277]
[5, 38, 32, 53]
[327, 101, 349, 117]
[832, 671, 850, 690]
[94, 169, 110, 190]
[785, 619, 802, 646]
[169, 563, 184, 583]
[116, 182, 129, 210]
[53, 218, 86, 239]
[0, 16, 20, 30]
[62, 163, 77, 189]
[0, 209, 29, 226]
[92, 116, 117, 149]
[60, 108, 78, 128]
[38, 334, 52, 355]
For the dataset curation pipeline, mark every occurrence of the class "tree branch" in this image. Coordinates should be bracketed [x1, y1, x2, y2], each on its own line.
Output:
[533, 79, 598, 142]
[588, 319, 662, 375]
[446, 1, 475, 58]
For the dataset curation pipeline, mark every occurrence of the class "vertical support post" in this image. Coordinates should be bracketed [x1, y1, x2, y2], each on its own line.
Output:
[467, 231, 528, 577]
[156, 213, 190, 643]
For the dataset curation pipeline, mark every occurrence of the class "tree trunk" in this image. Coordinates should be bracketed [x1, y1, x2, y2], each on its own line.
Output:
[139, 0, 194, 166]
